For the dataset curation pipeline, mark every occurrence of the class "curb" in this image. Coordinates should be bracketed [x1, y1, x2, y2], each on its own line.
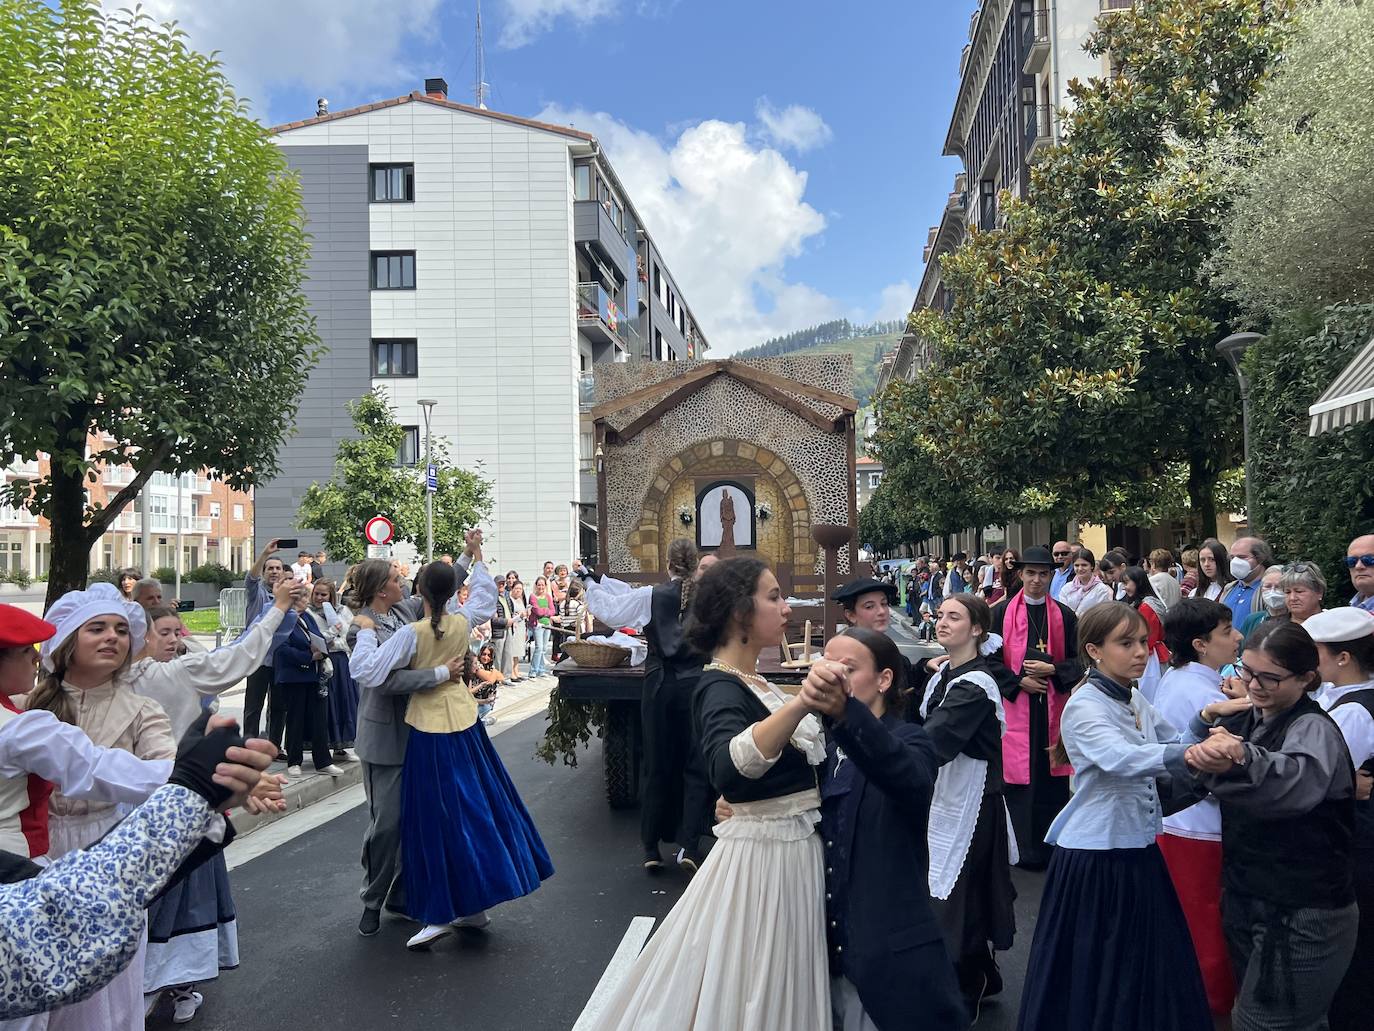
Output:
[233, 760, 365, 838]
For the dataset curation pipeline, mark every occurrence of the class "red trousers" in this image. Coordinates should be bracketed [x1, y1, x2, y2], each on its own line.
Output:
[1158, 832, 1237, 1016]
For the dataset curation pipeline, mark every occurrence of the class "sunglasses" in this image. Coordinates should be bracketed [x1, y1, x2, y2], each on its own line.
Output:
[1345, 554, 1374, 569]
[1052, 551, 1071, 557]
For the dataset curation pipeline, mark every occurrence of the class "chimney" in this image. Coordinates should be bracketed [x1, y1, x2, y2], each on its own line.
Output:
[316, 97, 329, 117]
[424, 77, 448, 100]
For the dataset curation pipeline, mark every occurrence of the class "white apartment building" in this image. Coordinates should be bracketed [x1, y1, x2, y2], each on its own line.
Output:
[267, 78, 706, 578]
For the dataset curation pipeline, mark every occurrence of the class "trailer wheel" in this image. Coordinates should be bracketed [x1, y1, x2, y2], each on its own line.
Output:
[603, 702, 641, 809]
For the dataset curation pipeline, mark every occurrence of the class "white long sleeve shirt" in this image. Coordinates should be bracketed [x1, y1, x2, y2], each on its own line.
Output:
[582, 574, 653, 632]
[128, 605, 287, 739]
[0, 709, 172, 858]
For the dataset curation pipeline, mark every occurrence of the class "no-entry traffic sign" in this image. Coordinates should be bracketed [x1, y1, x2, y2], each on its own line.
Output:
[364, 515, 394, 546]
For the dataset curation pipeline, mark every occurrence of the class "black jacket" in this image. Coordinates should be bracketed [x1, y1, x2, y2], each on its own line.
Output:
[644, 578, 707, 679]
[821, 700, 968, 1030]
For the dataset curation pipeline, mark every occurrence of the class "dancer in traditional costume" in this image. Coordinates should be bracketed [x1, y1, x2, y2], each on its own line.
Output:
[803, 627, 967, 1031]
[912, 594, 1017, 1018]
[1017, 603, 1211, 1031]
[576, 543, 718, 871]
[588, 557, 830, 1031]
[130, 578, 301, 1023]
[988, 546, 1080, 869]
[351, 549, 549, 952]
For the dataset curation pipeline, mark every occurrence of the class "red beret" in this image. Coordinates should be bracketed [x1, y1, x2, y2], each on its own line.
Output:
[0, 604, 57, 648]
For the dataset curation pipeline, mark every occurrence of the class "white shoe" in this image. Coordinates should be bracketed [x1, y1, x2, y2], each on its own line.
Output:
[481, 714, 497, 727]
[406, 924, 454, 951]
[170, 987, 203, 1024]
[286, 765, 302, 777]
[318, 764, 346, 777]
[337, 748, 358, 762]
[453, 910, 490, 930]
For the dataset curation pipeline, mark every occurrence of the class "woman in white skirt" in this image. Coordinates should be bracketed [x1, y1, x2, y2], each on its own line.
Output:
[588, 557, 830, 1031]
[26, 584, 176, 1031]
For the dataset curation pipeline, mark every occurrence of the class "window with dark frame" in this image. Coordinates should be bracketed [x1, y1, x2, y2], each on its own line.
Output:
[370, 163, 415, 202]
[371, 251, 416, 290]
[395, 426, 421, 467]
[371, 338, 418, 377]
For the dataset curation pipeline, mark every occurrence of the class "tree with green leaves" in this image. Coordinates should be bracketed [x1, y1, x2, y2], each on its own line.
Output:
[297, 390, 493, 565]
[0, 1, 320, 605]
[878, 0, 1294, 538]
[1207, 0, 1374, 318]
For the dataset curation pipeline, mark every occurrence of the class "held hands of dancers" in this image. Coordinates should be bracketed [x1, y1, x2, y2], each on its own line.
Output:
[271, 575, 307, 611]
[1200, 696, 1254, 723]
[464, 528, 484, 562]
[799, 659, 852, 720]
[169, 713, 279, 811]
[1184, 727, 1246, 774]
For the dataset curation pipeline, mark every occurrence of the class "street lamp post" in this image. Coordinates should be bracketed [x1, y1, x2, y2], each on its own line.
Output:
[419, 400, 438, 562]
[1215, 332, 1265, 536]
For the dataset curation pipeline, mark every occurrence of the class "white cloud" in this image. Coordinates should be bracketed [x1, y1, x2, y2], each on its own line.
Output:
[755, 98, 833, 153]
[874, 280, 916, 322]
[539, 105, 838, 354]
[99, 0, 442, 119]
[497, 0, 619, 48]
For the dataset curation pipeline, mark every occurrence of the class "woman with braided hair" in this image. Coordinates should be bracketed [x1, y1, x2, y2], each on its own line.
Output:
[575, 541, 719, 871]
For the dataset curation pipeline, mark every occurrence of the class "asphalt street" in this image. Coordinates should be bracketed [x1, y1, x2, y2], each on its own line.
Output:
[153, 707, 1045, 1030]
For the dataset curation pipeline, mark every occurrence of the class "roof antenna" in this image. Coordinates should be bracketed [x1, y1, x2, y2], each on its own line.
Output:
[475, 0, 489, 109]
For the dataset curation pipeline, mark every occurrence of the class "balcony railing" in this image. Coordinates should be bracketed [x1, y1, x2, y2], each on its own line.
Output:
[0, 505, 38, 527]
[1024, 104, 1054, 159]
[4, 459, 40, 477]
[1022, 8, 1050, 73]
[113, 512, 212, 533]
[1100, 0, 1133, 9]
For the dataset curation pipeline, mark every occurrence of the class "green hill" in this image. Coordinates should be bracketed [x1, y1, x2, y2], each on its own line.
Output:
[735, 319, 903, 406]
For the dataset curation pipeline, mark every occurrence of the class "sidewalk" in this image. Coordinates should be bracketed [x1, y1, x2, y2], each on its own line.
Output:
[225, 670, 556, 837]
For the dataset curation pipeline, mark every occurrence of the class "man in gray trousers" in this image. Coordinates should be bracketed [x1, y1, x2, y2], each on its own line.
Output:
[347, 529, 495, 937]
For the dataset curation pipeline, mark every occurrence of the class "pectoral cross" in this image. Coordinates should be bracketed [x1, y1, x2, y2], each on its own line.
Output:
[1037, 636, 1048, 653]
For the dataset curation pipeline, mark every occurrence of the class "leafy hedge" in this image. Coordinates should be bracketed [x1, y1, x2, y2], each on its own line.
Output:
[186, 562, 236, 589]
[1245, 303, 1374, 595]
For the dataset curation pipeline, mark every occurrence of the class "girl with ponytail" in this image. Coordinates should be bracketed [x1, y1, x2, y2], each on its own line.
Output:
[348, 538, 551, 953]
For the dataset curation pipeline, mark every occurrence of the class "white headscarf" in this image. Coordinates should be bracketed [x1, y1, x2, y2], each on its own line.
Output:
[40, 582, 147, 672]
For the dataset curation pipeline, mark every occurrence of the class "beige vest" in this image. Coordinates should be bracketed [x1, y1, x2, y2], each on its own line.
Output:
[405, 614, 477, 734]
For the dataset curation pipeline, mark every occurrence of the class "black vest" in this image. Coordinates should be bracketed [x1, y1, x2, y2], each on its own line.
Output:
[1331, 688, 1374, 850]
[644, 579, 706, 678]
[1219, 694, 1356, 908]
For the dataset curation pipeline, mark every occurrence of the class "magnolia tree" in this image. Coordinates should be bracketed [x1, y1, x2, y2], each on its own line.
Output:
[1207, 0, 1374, 316]
[0, 1, 320, 604]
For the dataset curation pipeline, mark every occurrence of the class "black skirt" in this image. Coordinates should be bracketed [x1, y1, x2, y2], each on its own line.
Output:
[932, 793, 1017, 958]
[1017, 844, 1211, 1031]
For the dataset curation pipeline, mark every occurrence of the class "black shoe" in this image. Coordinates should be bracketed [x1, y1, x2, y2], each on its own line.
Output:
[983, 957, 1004, 998]
[358, 908, 381, 937]
[642, 847, 664, 871]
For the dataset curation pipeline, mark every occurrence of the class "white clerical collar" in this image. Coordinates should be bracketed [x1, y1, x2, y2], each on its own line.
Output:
[1024, 594, 1047, 606]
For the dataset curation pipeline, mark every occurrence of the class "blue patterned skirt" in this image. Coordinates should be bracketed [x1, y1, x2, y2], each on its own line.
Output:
[400, 723, 554, 925]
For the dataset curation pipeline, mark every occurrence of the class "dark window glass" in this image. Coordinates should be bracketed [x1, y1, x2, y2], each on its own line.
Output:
[395, 426, 420, 467]
[370, 163, 415, 202]
[372, 339, 418, 377]
[371, 251, 416, 289]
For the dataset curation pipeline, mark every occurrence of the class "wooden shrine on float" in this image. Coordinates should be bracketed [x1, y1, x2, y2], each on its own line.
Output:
[589, 355, 862, 605]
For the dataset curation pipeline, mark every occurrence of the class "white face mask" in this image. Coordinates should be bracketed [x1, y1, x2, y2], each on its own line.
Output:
[1261, 589, 1287, 616]
[1230, 556, 1253, 581]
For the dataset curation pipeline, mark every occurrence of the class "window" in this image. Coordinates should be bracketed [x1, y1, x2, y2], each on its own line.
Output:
[372, 338, 418, 377]
[395, 426, 421, 467]
[232, 504, 244, 521]
[654, 329, 664, 359]
[654, 264, 663, 302]
[370, 163, 414, 202]
[868, 472, 883, 489]
[574, 164, 591, 200]
[371, 251, 416, 290]
[209, 502, 221, 519]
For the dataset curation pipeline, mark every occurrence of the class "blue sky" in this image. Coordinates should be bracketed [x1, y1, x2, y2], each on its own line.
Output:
[110, 0, 973, 353]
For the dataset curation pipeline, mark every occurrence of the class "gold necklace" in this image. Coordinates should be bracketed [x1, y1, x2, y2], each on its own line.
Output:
[705, 660, 765, 684]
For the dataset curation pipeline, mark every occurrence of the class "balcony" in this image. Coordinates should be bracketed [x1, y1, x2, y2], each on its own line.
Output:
[574, 200, 631, 280]
[113, 512, 212, 533]
[578, 372, 596, 411]
[0, 505, 38, 527]
[1022, 8, 1050, 74]
[1024, 104, 1054, 161]
[1099, 0, 1134, 11]
[577, 282, 626, 349]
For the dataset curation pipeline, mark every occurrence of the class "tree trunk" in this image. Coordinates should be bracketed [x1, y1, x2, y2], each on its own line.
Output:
[45, 466, 95, 609]
[1187, 450, 1218, 541]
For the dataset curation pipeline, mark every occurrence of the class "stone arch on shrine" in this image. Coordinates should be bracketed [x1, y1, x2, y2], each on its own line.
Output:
[627, 439, 815, 580]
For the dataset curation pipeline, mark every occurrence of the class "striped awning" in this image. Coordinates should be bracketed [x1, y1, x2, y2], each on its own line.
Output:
[1309, 336, 1374, 435]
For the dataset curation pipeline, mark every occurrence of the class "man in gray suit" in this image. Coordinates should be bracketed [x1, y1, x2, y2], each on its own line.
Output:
[346, 530, 495, 937]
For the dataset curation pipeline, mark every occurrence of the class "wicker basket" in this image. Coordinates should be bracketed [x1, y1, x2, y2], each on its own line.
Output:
[563, 640, 631, 669]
